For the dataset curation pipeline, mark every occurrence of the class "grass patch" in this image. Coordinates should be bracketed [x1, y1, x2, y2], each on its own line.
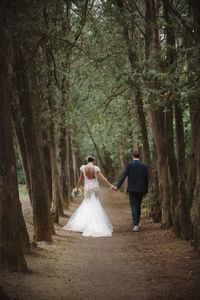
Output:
[141, 207, 151, 218]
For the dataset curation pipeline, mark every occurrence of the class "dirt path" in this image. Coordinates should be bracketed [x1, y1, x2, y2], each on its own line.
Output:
[1, 191, 200, 300]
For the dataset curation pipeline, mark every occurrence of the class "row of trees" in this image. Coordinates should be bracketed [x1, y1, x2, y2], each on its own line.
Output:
[73, 0, 200, 240]
[0, 0, 200, 272]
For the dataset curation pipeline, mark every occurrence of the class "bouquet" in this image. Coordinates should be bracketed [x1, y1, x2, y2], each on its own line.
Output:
[71, 188, 82, 198]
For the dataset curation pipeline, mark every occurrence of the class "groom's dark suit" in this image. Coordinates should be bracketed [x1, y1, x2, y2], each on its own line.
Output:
[116, 159, 148, 226]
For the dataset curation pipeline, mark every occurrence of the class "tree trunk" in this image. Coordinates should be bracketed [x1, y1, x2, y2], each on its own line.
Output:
[43, 133, 52, 206]
[45, 39, 65, 219]
[118, 143, 127, 192]
[70, 127, 79, 188]
[150, 111, 172, 227]
[174, 101, 191, 239]
[190, 0, 200, 247]
[193, 129, 200, 250]
[187, 100, 198, 206]
[10, 89, 31, 252]
[60, 125, 72, 206]
[69, 128, 77, 189]
[116, 0, 151, 166]
[0, 19, 28, 271]
[145, 0, 172, 227]
[13, 45, 53, 241]
[11, 91, 32, 205]
[116, 0, 161, 222]
[163, 0, 181, 236]
[150, 157, 161, 223]
[49, 125, 65, 221]
[186, 0, 200, 209]
[60, 129, 68, 205]
[59, 1, 73, 206]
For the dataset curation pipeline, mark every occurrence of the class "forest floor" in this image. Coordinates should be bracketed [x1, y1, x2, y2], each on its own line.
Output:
[1, 189, 200, 300]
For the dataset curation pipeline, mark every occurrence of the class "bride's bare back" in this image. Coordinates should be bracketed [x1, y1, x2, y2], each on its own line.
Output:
[76, 162, 112, 191]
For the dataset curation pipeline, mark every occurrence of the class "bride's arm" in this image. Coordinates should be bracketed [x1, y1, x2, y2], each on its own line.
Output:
[97, 172, 113, 188]
[76, 172, 84, 190]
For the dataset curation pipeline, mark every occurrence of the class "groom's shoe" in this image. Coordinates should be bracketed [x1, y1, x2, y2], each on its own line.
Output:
[132, 226, 139, 232]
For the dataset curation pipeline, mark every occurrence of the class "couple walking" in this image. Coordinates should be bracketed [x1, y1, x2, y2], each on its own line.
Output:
[63, 150, 149, 237]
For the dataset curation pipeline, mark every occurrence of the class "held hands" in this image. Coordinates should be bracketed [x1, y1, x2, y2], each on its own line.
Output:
[111, 185, 118, 192]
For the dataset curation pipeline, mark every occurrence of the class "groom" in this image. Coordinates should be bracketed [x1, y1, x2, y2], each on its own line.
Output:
[113, 150, 149, 232]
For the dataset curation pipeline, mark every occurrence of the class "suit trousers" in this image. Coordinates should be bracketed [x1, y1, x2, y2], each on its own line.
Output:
[128, 192, 143, 226]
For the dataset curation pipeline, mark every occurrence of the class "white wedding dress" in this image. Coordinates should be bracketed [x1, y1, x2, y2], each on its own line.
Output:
[63, 165, 113, 237]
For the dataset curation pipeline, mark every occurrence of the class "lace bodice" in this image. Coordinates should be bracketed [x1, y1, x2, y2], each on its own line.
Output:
[80, 165, 100, 197]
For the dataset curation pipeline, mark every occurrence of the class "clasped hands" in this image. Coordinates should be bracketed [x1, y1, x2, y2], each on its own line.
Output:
[111, 185, 118, 192]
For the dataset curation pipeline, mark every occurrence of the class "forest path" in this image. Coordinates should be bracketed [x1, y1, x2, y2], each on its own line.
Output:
[1, 191, 200, 300]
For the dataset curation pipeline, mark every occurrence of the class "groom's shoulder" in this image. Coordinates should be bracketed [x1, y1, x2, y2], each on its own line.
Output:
[124, 161, 133, 170]
[128, 161, 136, 168]
[131, 160, 148, 168]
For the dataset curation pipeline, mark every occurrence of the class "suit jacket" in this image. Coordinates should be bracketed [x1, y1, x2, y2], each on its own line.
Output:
[116, 160, 149, 194]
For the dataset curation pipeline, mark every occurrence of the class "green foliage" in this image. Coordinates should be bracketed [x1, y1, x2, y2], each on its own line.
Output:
[66, 3, 142, 172]
[11, 0, 196, 177]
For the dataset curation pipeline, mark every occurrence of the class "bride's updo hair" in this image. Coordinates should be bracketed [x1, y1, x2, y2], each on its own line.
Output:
[87, 154, 95, 162]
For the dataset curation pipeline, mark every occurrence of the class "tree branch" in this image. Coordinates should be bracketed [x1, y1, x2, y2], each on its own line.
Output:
[103, 85, 129, 113]
[165, 0, 194, 41]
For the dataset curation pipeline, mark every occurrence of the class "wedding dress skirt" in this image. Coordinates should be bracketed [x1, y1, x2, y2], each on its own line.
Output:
[63, 192, 113, 237]
[63, 165, 113, 237]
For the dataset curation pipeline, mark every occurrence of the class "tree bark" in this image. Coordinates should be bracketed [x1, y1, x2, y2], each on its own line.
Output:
[0, 16, 28, 271]
[163, 0, 181, 236]
[116, 0, 162, 221]
[150, 110, 173, 227]
[186, 0, 200, 209]
[190, 0, 200, 248]
[193, 128, 200, 250]
[49, 125, 65, 221]
[116, 0, 151, 166]
[44, 38, 65, 219]
[70, 127, 79, 188]
[119, 143, 127, 192]
[174, 101, 191, 239]
[145, 0, 172, 227]
[13, 45, 54, 241]
[59, 0, 73, 206]
[10, 87, 31, 252]
[11, 91, 32, 205]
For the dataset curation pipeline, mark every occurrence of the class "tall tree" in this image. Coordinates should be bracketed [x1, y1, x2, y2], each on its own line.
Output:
[162, 0, 181, 236]
[190, 0, 200, 249]
[115, 0, 151, 166]
[12, 44, 54, 241]
[145, 0, 172, 227]
[7, 0, 54, 240]
[0, 1, 28, 271]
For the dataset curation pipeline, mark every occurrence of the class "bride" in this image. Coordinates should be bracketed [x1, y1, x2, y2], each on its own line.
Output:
[63, 155, 113, 237]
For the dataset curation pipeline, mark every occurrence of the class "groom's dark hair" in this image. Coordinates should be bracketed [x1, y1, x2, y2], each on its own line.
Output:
[132, 150, 140, 158]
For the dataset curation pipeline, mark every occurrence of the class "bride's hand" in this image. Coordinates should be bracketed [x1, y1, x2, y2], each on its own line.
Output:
[111, 186, 118, 191]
